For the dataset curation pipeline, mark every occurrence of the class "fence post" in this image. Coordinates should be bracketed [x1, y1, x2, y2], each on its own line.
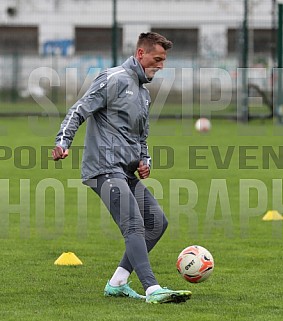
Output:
[241, 0, 249, 122]
[112, 0, 118, 67]
[276, 2, 283, 123]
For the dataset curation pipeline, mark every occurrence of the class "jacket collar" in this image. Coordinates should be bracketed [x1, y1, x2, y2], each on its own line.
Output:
[122, 56, 152, 84]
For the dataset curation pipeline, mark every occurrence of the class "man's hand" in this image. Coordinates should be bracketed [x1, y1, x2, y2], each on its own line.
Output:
[52, 146, 69, 161]
[137, 160, 150, 179]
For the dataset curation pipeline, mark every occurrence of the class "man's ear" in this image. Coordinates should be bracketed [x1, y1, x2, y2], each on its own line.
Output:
[136, 48, 144, 60]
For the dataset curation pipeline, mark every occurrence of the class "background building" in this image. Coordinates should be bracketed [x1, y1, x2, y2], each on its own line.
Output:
[0, 0, 275, 57]
[0, 0, 276, 112]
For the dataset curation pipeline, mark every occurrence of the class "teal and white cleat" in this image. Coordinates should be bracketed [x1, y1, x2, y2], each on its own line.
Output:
[146, 287, 192, 304]
[104, 281, 146, 300]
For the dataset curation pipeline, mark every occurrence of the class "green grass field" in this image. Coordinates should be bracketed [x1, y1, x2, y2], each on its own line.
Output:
[1, 115, 283, 321]
[0, 100, 271, 118]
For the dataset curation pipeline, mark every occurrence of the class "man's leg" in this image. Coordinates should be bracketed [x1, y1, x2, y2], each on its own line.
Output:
[114, 177, 192, 303]
[118, 177, 168, 275]
[92, 173, 159, 291]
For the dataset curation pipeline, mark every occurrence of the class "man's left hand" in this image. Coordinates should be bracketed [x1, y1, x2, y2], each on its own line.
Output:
[137, 160, 150, 179]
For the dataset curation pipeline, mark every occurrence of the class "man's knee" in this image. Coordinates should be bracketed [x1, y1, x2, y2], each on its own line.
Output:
[121, 224, 145, 239]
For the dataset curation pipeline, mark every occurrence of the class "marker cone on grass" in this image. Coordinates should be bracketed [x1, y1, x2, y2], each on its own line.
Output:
[54, 252, 83, 266]
[262, 210, 283, 221]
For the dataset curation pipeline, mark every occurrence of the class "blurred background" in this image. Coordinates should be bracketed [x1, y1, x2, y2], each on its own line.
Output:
[0, 0, 280, 120]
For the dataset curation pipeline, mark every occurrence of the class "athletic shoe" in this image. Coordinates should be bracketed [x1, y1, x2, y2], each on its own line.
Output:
[104, 281, 146, 300]
[146, 287, 192, 304]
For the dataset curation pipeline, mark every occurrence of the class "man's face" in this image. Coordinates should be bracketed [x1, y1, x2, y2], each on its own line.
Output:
[137, 44, 167, 79]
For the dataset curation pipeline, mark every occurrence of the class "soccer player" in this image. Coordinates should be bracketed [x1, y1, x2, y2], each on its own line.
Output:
[52, 32, 191, 304]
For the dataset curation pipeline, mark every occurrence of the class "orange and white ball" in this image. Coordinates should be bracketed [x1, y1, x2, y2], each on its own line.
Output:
[176, 245, 214, 283]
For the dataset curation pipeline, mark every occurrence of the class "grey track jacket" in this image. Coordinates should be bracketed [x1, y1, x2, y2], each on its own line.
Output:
[55, 56, 152, 183]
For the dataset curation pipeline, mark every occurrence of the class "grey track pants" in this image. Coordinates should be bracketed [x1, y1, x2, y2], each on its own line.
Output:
[91, 172, 168, 291]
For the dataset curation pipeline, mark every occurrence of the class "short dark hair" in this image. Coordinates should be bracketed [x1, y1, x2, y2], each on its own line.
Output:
[136, 32, 173, 52]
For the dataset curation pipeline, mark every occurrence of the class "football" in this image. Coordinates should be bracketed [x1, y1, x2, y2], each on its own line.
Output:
[195, 118, 211, 132]
[176, 245, 214, 283]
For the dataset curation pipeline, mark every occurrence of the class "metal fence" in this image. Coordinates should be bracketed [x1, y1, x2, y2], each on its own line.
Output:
[0, 4, 277, 120]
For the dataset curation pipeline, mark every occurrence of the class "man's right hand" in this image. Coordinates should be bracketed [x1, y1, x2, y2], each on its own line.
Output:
[52, 146, 69, 161]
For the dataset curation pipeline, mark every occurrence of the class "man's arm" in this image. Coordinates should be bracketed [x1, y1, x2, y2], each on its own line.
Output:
[52, 72, 108, 160]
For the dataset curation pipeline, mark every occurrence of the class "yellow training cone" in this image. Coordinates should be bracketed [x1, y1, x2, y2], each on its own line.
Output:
[54, 252, 83, 266]
[262, 210, 283, 221]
